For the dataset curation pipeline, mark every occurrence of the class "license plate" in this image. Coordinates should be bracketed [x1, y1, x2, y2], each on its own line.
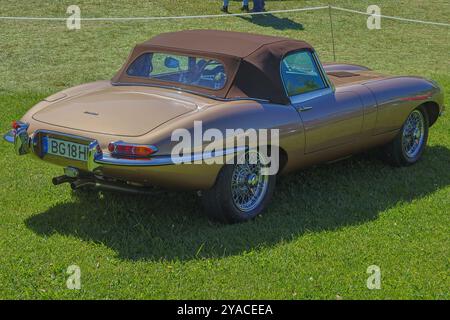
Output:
[46, 137, 88, 162]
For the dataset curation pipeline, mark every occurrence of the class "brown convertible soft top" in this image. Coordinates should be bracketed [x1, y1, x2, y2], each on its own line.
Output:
[112, 30, 313, 104]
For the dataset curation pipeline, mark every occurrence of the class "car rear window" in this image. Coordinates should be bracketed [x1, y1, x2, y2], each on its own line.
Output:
[126, 52, 228, 90]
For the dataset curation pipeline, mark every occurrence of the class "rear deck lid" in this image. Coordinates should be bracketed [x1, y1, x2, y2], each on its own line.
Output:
[33, 87, 198, 137]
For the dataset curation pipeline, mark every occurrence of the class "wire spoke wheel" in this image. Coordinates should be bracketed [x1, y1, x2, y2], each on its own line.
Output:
[230, 150, 269, 213]
[402, 110, 425, 159]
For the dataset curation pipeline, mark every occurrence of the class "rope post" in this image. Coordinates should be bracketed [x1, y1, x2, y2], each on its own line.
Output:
[328, 4, 337, 62]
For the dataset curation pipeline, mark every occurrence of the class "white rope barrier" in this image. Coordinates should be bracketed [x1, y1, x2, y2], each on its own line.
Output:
[0, 6, 328, 21]
[0, 5, 448, 27]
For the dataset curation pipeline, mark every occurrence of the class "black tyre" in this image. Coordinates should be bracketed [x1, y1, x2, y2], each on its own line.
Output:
[383, 106, 429, 166]
[201, 149, 276, 223]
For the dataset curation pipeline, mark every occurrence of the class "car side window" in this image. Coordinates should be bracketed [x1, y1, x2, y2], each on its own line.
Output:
[281, 51, 326, 97]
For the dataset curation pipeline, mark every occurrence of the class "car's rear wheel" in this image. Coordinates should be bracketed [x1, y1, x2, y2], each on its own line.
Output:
[383, 106, 429, 166]
[201, 149, 276, 223]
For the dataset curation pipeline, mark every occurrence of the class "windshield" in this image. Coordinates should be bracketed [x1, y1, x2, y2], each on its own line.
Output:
[126, 52, 227, 90]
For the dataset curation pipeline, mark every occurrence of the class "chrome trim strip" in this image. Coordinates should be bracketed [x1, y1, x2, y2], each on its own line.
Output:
[312, 51, 335, 91]
[111, 81, 270, 103]
[9, 127, 246, 169]
[3, 130, 14, 143]
[94, 145, 247, 167]
[290, 87, 333, 105]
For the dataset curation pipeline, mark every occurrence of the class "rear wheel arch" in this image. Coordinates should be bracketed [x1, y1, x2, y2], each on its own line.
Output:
[420, 101, 440, 127]
[277, 146, 289, 174]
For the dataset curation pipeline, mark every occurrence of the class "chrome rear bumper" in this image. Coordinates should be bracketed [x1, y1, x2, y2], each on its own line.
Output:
[4, 126, 102, 171]
[3, 130, 14, 143]
[4, 127, 243, 170]
[4, 125, 229, 189]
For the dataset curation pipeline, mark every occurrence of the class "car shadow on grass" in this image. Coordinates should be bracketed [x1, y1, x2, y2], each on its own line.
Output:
[238, 13, 304, 31]
[26, 146, 450, 261]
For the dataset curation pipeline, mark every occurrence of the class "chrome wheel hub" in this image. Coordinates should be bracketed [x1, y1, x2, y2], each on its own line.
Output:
[247, 173, 258, 187]
[402, 110, 425, 158]
[231, 150, 269, 213]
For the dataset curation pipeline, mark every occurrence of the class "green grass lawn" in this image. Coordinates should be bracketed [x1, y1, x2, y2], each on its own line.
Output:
[0, 0, 449, 299]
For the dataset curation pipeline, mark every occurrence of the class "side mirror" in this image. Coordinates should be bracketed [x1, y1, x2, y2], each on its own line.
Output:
[164, 57, 180, 69]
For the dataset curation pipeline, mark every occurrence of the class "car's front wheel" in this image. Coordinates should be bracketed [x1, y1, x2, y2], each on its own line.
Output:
[201, 149, 276, 223]
[383, 106, 429, 166]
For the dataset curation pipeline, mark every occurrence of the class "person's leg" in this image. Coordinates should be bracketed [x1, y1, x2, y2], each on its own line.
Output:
[221, 0, 229, 12]
[241, 0, 249, 11]
[252, 0, 262, 12]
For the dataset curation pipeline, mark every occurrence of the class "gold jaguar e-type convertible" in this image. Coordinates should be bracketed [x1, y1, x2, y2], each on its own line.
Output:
[4, 30, 445, 223]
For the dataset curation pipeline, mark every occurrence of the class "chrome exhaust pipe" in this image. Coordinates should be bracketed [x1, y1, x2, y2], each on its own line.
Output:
[52, 175, 75, 186]
[70, 179, 93, 190]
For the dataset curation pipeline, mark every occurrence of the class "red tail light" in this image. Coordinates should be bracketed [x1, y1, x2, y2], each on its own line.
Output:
[108, 141, 158, 159]
[11, 120, 28, 132]
[12, 120, 20, 130]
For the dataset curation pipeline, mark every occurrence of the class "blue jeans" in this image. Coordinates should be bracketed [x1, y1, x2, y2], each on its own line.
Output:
[223, 0, 249, 6]
[252, 0, 265, 12]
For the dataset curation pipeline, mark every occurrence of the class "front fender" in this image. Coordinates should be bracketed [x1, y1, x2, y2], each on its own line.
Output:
[364, 76, 443, 134]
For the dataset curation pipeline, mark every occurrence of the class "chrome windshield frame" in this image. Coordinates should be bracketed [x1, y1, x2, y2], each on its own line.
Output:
[279, 49, 334, 106]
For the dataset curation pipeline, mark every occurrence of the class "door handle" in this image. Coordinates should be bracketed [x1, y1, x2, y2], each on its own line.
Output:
[295, 105, 313, 112]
